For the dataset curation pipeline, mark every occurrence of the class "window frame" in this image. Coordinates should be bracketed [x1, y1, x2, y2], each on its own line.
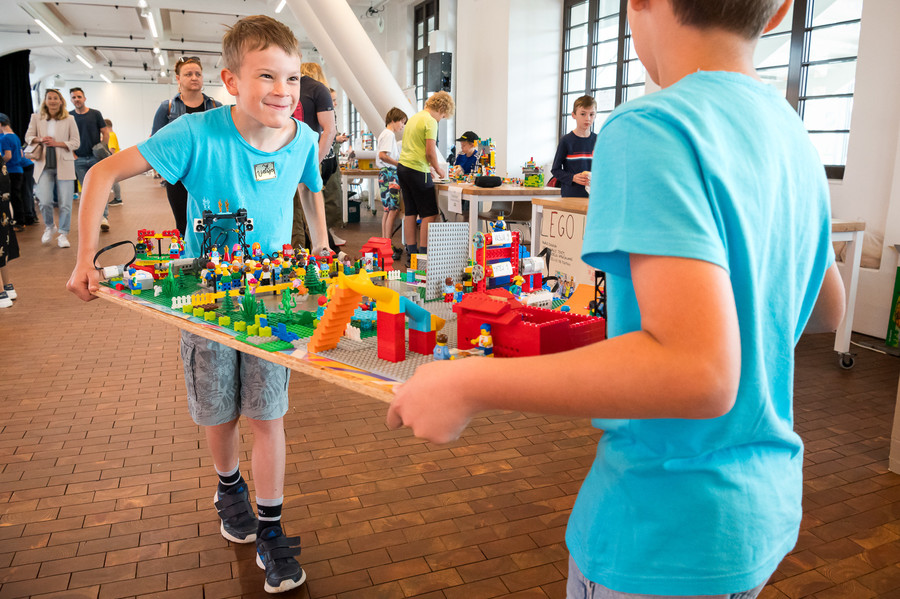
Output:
[560, 0, 862, 179]
[413, 0, 439, 111]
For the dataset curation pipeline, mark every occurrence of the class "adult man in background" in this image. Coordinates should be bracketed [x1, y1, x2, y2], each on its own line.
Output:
[70, 87, 119, 232]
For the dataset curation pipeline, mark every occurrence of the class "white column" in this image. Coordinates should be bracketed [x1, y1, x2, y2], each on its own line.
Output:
[288, 0, 383, 132]
[302, 0, 416, 121]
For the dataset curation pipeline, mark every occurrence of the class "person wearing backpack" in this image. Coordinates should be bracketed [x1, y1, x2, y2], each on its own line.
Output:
[151, 56, 222, 236]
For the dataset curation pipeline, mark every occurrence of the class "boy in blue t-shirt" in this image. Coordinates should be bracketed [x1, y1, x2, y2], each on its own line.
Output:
[67, 15, 328, 594]
[551, 95, 597, 198]
[388, 0, 847, 597]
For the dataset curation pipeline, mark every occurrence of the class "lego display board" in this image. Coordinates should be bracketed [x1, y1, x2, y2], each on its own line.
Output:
[538, 208, 595, 288]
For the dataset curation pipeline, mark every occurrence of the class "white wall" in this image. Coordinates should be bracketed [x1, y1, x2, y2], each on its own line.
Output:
[46, 79, 232, 150]
[829, 0, 900, 338]
[507, 0, 562, 178]
[456, 0, 511, 174]
[455, 0, 561, 177]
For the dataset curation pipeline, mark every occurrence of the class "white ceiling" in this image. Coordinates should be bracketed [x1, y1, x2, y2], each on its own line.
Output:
[0, 0, 396, 85]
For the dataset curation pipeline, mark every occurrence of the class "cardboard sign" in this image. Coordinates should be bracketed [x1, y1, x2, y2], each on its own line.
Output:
[538, 209, 596, 287]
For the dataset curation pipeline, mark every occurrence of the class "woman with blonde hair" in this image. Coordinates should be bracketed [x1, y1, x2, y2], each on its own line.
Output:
[25, 88, 80, 248]
[300, 62, 328, 86]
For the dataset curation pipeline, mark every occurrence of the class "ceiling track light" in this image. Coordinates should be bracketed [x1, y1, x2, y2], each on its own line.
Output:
[275, 0, 287, 14]
[76, 54, 94, 69]
[34, 19, 63, 44]
[100, 74, 112, 83]
[157, 54, 164, 66]
[145, 11, 158, 38]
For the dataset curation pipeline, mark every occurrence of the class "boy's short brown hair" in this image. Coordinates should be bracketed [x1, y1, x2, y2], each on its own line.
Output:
[385, 107, 408, 126]
[424, 91, 455, 117]
[572, 95, 597, 113]
[669, 0, 782, 39]
[222, 15, 301, 73]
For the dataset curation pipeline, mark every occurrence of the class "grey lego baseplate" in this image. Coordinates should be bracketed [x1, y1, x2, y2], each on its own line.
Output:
[424, 222, 470, 301]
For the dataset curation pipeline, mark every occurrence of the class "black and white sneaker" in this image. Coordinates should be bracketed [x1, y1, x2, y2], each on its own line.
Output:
[214, 483, 258, 543]
[256, 526, 306, 593]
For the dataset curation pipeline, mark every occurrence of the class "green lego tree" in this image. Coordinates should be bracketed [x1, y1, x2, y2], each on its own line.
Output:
[304, 261, 326, 295]
[161, 268, 177, 296]
[221, 289, 235, 314]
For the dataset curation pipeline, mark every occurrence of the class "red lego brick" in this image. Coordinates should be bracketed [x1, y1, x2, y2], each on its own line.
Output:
[377, 311, 406, 362]
[408, 329, 436, 355]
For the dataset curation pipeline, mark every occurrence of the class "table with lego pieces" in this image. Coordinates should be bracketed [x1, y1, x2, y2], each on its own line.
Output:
[340, 168, 380, 223]
[434, 183, 561, 247]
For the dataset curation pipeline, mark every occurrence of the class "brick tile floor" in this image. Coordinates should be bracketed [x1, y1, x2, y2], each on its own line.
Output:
[1, 176, 899, 597]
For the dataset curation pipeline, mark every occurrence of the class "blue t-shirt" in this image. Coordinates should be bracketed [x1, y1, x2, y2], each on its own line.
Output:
[1, 133, 24, 174]
[570, 72, 833, 595]
[454, 150, 479, 174]
[138, 106, 322, 258]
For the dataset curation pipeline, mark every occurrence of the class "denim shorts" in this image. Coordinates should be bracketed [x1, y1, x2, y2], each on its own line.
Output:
[180, 331, 290, 425]
[566, 556, 767, 599]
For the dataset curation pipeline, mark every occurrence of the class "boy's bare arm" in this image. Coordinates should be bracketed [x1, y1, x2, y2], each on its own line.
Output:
[316, 110, 336, 163]
[805, 263, 845, 334]
[297, 186, 329, 256]
[387, 254, 742, 444]
[66, 147, 153, 302]
[425, 139, 445, 179]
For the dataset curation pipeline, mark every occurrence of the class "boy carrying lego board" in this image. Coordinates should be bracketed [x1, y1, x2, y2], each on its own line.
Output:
[67, 15, 327, 594]
[388, 0, 847, 596]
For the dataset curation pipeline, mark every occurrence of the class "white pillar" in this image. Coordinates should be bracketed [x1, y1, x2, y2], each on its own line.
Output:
[288, 0, 383, 132]
[302, 0, 416, 121]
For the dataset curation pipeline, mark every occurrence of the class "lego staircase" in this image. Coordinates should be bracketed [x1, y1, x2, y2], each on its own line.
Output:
[307, 287, 362, 352]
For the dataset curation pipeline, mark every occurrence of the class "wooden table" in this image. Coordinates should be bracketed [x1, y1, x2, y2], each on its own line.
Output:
[435, 183, 560, 244]
[95, 286, 396, 403]
[531, 198, 866, 367]
[340, 168, 380, 223]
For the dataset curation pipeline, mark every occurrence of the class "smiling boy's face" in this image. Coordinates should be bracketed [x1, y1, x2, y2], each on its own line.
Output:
[223, 45, 302, 131]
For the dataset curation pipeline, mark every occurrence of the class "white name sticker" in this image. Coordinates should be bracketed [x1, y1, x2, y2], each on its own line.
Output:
[254, 162, 277, 181]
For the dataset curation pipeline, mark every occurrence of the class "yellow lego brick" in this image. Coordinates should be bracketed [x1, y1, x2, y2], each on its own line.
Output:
[234, 321, 246, 332]
[218, 316, 231, 327]
[182, 305, 193, 314]
[205, 312, 216, 322]
[193, 308, 205, 318]
[247, 324, 259, 336]
[259, 326, 272, 337]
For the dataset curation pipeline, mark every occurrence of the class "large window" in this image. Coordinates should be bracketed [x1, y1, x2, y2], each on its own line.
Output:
[348, 101, 362, 141]
[756, 0, 862, 179]
[561, 0, 862, 180]
[560, 0, 646, 137]
[413, 0, 439, 111]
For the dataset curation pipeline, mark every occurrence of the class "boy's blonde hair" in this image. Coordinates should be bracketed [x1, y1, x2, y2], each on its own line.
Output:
[572, 95, 597, 113]
[670, 0, 782, 39]
[222, 15, 301, 73]
[424, 91, 455, 117]
[39, 89, 69, 121]
[300, 62, 328, 85]
[385, 107, 408, 126]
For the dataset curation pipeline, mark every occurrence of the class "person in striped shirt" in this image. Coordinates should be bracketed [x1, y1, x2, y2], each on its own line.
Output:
[551, 95, 597, 198]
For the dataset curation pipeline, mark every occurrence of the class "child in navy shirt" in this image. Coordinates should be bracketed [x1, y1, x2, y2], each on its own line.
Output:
[551, 95, 597, 198]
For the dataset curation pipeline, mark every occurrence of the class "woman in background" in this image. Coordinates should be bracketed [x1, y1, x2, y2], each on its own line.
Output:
[25, 89, 80, 248]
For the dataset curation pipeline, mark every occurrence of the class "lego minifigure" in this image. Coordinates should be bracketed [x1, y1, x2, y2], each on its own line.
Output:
[443, 277, 455, 302]
[433, 333, 452, 360]
[473, 323, 493, 357]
